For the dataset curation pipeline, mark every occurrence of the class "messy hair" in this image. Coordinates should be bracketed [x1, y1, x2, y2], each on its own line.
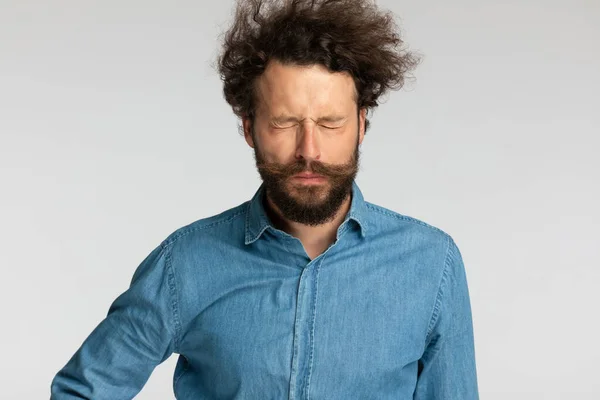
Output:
[217, 0, 420, 133]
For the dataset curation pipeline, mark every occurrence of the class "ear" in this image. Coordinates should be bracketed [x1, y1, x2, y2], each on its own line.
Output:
[358, 108, 366, 145]
[242, 116, 255, 148]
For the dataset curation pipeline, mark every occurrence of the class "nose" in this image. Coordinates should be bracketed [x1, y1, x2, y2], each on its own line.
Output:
[295, 121, 321, 163]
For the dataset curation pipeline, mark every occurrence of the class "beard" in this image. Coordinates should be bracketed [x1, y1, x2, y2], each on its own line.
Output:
[253, 132, 361, 226]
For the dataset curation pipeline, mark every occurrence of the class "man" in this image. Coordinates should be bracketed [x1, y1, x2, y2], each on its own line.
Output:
[51, 0, 478, 398]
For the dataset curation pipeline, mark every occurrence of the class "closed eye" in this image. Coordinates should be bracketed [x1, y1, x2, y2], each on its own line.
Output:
[271, 124, 297, 129]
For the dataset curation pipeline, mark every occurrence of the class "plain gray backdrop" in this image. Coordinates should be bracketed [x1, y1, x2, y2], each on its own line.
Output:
[1, 0, 599, 398]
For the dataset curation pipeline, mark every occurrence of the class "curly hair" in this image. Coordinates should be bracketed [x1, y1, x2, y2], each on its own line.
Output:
[217, 0, 420, 133]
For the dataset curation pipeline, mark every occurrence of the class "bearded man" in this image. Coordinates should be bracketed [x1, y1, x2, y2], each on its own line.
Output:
[51, 0, 479, 398]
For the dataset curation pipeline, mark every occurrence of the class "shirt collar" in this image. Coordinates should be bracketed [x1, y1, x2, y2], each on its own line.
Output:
[244, 180, 368, 245]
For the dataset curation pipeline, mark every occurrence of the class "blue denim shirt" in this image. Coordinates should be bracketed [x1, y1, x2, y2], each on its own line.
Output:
[51, 181, 478, 399]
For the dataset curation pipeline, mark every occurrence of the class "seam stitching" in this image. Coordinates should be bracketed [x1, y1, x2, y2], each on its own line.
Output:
[425, 235, 453, 341]
[364, 202, 449, 237]
[163, 208, 246, 247]
[305, 255, 324, 400]
[163, 241, 182, 353]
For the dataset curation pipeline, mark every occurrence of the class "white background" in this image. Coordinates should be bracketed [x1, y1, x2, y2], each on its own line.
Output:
[1, 0, 599, 398]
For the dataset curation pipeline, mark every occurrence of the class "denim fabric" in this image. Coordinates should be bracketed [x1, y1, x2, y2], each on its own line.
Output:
[50, 181, 478, 399]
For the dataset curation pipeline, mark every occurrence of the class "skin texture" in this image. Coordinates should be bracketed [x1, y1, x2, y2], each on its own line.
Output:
[243, 60, 366, 258]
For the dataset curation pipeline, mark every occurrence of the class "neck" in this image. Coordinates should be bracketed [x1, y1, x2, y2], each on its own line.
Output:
[263, 192, 352, 247]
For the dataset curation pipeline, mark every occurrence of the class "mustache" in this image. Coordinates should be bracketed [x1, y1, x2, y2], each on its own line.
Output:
[255, 156, 358, 180]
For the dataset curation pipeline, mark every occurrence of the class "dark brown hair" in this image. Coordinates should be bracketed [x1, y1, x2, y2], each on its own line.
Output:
[217, 0, 420, 133]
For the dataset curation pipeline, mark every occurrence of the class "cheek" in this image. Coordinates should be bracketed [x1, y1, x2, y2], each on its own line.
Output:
[255, 142, 293, 165]
[257, 135, 298, 162]
[321, 133, 357, 160]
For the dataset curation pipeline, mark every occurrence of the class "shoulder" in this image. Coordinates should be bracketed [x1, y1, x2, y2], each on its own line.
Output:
[362, 200, 461, 263]
[363, 201, 465, 281]
[365, 201, 452, 240]
[159, 201, 250, 251]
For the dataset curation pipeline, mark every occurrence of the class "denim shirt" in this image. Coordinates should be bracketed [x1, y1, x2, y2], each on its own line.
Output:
[51, 181, 478, 399]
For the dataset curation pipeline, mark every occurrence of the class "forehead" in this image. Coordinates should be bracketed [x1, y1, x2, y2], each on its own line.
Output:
[254, 60, 357, 115]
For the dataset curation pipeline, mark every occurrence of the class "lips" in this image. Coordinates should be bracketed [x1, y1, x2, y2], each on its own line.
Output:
[293, 173, 325, 179]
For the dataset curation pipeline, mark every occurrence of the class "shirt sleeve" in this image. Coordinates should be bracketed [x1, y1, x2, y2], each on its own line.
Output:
[50, 241, 180, 400]
[413, 236, 479, 399]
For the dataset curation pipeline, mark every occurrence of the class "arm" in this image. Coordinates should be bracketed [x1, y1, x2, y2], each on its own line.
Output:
[50, 242, 180, 400]
[413, 236, 479, 399]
